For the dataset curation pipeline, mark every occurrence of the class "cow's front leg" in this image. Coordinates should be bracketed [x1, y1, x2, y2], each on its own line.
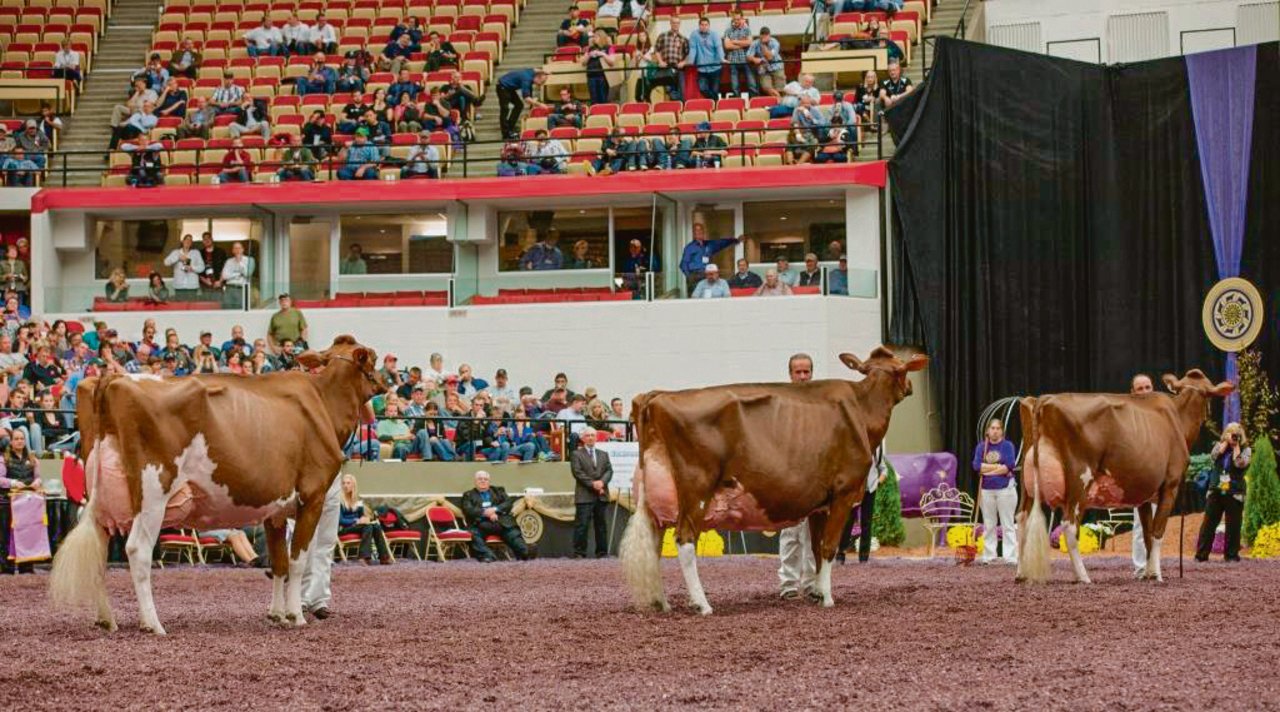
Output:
[263, 518, 289, 623]
[126, 465, 171, 635]
[813, 492, 858, 608]
[674, 506, 712, 615]
[1145, 482, 1178, 582]
[285, 495, 325, 627]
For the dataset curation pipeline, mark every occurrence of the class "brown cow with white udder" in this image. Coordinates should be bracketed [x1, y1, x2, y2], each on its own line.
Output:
[1017, 369, 1233, 584]
[620, 346, 927, 615]
[50, 336, 381, 635]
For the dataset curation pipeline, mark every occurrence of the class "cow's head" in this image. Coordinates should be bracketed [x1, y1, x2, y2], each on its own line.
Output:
[839, 346, 929, 401]
[1161, 369, 1234, 398]
[297, 335, 381, 402]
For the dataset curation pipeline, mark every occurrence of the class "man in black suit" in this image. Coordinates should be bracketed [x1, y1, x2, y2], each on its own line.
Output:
[570, 429, 613, 558]
[460, 470, 530, 562]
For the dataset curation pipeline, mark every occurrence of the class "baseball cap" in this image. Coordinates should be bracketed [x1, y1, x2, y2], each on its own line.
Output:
[495, 368, 508, 377]
[445, 374, 459, 383]
[413, 383, 427, 391]
[105, 328, 118, 337]
[384, 353, 397, 361]
[200, 330, 212, 337]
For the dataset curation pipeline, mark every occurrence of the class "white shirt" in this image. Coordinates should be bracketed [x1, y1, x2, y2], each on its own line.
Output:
[560, 407, 588, 436]
[598, 0, 624, 18]
[55, 49, 81, 69]
[310, 23, 338, 45]
[526, 139, 568, 169]
[245, 26, 284, 49]
[163, 248, 205, 290]
[780, 81, 820, 108]
[282, 22, 311, 44]
[220, 255, 255, 286]
[406, 143, 439, 172]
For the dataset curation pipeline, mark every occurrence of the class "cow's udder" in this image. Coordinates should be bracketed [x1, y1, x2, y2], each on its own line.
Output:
[637, 459, 801, 532]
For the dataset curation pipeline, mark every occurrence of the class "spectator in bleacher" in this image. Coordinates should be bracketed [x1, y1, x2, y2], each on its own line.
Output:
[423, 31, 460, 72]
[441, 70, 481, 126]
[746, 27, 785, 98]
[0, 246, 27, 307]
[828, 256, 849, 295]
[852, 70, 880, 125]
[457, 363, 488, 398]
[220, 241, 254, 308]
[815, 117, 853, 162]
[218, 138, 255, 183]
[392, 94, 424, 133]
[229, 95, 271, 141]
[400, 130, 441, 180]
[689, 122, 727, 167]
[776, 256, 798, 286]
[518, 229, 564, 270]
[268, 294, 309, 352]
[0, 334, 23, 382]
[167, 38, 201, 80]
[334, 55, 368, 95]
[510, 410, 552, 461]
[798, 252, 822, 286]
[359, 104, 393, 147]
[691, 263, 730, 299]
[824, 239, 844, 261]
[566, 240, 598, 269]
[164, 235, 203, 300]
[497, 143, 526, 177]
[381, 34, 416, 76]
[296, 53, 337, 97]
[176, 97, 213, 140]
[869, 23, 905, 64]
[337, 130, 383, 181]
[421, 87, 455, 133]
[282, 14, 312, 56]
[586, 399, 613, 431]
[727, 258, 762, 289]
[649, 127, 692, 169]
[104, 268, 129, 303]
[339, 473, 392, 565]
[158, 329, 192, 370]
[548, 87, 585, 129]
[414, 401, 457, 461]
[127, 148, 164, 187]
[220, 325, 249, 360]
[276, 134, 317, 182]
[687, 17, 725, 100]
[593, 126, 640, 175]
[522, 129, 568, 175]
[618, 238, 657, 293]
[310, 14, 339, 55]
[487, 368, 515, 403]
[879, 59, 914, 110]
[497, 68, 549, 141]
[147, 272, 170, 303]
[581, 29, 618, 105]
[156, 77, 188, 119]
[391, 17, 425, 51]
[192, 343, 219, 374]
[680, 222, 739, 294]
[52, 39, 83, 89]
[461, 470, 530, 561]
[628, 31, 659, 101]
[197, 232, 227, 299]
[377, 400, 416, 460]
[790, 95, 826, 133]
[377, 354, 403, 390]
[134, 53, 170, 93]
[558, 6, 592, 48]
[37, 105, 63, 144]
[245, 18, 286, 58]
[542, 373, 574, 403]
[339, 243, 367, 275]
[560, 393, 590, 449]
[723, 12, 755, 97]
[652, 17, 690, 102]
[210, 73, 245, 115]
[771, 73, 820, 118]
[109, 79, 159, 147]
[112, 101, 159, 151]
[755, 268, 793, 297]
[455, 399, 497, 460]
[598, 0, 626, 22]
[387, 69, 421, 107]
[301, 110, 333, 157]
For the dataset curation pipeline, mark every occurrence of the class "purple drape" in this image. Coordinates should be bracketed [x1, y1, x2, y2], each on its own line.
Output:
[1186, 45, 1257, 426]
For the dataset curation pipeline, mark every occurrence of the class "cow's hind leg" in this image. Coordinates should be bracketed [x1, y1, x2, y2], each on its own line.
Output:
[284, 495, 325, 626]
[264, 517, 289, 623]
[1063, 518, 1092, 585]
[125, 465, 169, 635]
[674, 504, 712, 615]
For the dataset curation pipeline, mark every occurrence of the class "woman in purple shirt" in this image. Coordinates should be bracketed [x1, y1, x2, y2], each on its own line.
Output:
[972, 418, 1019, 565]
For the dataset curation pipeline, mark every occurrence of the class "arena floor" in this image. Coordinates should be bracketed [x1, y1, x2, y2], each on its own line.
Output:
[3, 555, 1278, 711]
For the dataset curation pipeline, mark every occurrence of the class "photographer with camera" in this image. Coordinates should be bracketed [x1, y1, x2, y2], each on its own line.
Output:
[162, 234, 204, 301]
[1195, 422, 1252, 562]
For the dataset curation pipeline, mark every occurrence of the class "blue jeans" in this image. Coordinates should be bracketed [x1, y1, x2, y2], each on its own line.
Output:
[278, 168, 315, 181]
[650, 138, 692, 169]
[413, 431, 456, 460]
[389, 440, 414, 459]
[337, 164, 379, 180]
[696, 71, 721, 99]
[587, 74, 610, 105]
[246, 44, 282, 58]
[297, 78, 335, 96]
[727, 63, 756, 96]
[220, 168, 250, 183]
[768, 104, 797, 119]
[344, 436, 380, 460]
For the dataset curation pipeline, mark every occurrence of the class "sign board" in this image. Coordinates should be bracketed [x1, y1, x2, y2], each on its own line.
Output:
[597, 441, 639, 494]
[1202, 277, 1264, 352]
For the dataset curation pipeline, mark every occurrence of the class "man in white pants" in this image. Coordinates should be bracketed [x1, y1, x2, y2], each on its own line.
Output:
[1129, 374, 1155, 576]
[301, 471, 344, 620]
[778, 353, 817, 600]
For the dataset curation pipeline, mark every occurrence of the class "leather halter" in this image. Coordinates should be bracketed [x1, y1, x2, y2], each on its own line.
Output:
[327, 353, 381, 388]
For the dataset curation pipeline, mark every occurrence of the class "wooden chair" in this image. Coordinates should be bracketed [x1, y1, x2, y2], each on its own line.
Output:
[384, 529, 423, 560]
[918, 485, 976, 558]
[424, 505, 472, 561]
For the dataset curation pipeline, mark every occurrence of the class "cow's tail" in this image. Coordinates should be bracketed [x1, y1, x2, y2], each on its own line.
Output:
[619, 399, 667, 612]
[49, 489, 113, 628]
[1020, 397, 1051, 584]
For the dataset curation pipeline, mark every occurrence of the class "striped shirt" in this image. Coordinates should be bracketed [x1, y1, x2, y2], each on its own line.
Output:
[655, 31, 689, 68]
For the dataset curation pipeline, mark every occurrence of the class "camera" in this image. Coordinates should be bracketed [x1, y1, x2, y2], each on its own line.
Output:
[1230, 433, 1241, 444]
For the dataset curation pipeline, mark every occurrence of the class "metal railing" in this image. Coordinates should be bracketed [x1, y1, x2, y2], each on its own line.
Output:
[350, 413, 635, 462]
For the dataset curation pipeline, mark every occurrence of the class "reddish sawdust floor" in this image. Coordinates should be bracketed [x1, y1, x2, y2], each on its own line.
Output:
[2, 552, 1277, 711]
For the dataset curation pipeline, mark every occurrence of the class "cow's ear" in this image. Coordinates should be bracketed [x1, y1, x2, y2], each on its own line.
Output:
[839, 352, 868, 373]
[1209, 380, 1235, 398]
[295, 350, 328, 370]
[902, 354, 929, 372]
[1162, 373, 1181, 393]
[353, 347, 375, 368]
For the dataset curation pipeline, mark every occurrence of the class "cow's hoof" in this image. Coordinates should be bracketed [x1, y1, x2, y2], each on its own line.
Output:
[821, 598, 835, 608]
[95, 619, 118, 632]
[141, 625, 167, 636]
[651, 599, 671, 613]
[267, 612, 284, 623]
[285, 612, 306, 627]
[695, 605, 713, 616]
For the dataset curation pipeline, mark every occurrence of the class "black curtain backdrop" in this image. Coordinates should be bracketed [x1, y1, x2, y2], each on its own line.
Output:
[887, 39, 1279, 488]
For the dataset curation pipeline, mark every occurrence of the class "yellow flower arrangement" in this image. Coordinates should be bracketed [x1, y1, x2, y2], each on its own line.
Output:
[1057, 524, 1101, 554]
[660, 528, 726, 558]
[946, 525, 977, 550]
[1248, 522, 1280, 559]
